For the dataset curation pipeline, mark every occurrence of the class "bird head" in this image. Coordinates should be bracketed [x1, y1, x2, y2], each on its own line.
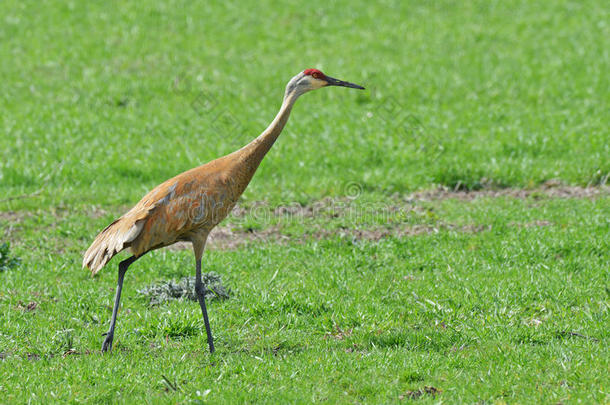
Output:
[285, 69, 365, 98]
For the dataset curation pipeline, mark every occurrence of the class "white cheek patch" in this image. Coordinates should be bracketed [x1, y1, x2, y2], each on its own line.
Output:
[311, 79, 327, 89]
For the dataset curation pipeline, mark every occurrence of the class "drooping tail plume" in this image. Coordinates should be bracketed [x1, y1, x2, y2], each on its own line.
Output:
[83, 217, 143, 275]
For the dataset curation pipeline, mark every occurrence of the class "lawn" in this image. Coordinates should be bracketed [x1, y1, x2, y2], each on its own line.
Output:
[1, 0, 608, 403]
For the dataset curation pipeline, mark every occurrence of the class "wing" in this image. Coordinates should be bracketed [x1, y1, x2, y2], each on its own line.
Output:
[84, 156, 240, 275]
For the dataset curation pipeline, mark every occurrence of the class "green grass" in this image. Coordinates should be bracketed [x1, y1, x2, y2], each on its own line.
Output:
[1, 0, 609, 403]
[1, 0, 608, 209]
[1, 196, 609, 403]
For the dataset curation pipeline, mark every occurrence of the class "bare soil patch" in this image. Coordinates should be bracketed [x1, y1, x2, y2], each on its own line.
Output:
[170, 222, 511, 251]
[0, 211, 31, 223]
[166, 182, 607, 251]
[399, 386, 442, 400]
[3, 184, 605, 251]
[16, 301, 38, 312]
[409, 183, 607, 202]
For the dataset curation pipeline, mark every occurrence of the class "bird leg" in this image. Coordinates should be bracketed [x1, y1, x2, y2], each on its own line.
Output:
[195, 258, 215, 353]
[101, 255, 138, 353]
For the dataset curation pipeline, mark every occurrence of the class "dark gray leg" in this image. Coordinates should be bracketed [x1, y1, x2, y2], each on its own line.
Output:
[195, 258, 215, 353]
[101, 255, 138, 352]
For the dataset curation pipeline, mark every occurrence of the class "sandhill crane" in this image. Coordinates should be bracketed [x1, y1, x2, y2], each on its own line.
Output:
[83, 69, 365, 353]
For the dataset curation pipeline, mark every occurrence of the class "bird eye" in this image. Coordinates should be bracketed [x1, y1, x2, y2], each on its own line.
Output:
[312, 72, 322, 79]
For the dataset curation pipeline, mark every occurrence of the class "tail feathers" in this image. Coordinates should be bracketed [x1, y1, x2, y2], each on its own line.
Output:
[83, 218, 144, 275]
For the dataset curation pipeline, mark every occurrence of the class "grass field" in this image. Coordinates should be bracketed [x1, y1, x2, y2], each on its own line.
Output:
[1, 0, 609, 403]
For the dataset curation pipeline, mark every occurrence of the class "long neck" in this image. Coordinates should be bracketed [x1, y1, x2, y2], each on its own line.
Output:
[235, 91, 299, 172]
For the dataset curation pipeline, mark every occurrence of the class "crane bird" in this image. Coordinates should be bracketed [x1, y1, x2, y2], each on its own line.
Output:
[83, 69, 365, 353]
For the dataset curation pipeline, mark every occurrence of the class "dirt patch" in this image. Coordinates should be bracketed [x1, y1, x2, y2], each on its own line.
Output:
[0, 211, 31, 223]
[0, 211, 30, 241]
[167, 224, 446, 251]
[83, 205, 131, 220]
[231, 197, 415, 223]
[409, 183, 607, 202]
[324, 325, 353, 341]
[216, 184, 606, 236]
[16, 301, 38, 312]
[169, 220, 559, 251]
[510, 220, 553, 229]
[232, 183, 607, 220]
[313, 223, 491, 242]
[345, 344, 365, 353]
[209, 225, 289, 250]
[62, 349, 92, 357]
[27, 353, 41, 361]
[3, 184, 604, 252]
[167, 225, 288, 251]
[399, 386, 442, 400]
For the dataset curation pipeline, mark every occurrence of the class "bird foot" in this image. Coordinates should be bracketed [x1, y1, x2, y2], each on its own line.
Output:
[101, 333, 114, 352]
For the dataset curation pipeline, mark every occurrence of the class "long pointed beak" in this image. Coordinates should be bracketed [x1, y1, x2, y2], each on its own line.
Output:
[325, 76, 365, 90]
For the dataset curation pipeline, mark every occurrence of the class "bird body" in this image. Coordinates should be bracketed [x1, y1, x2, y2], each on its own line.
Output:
[84, 82, 296, 274]
[85, 153, 243, 274]
[83, 69, 364, 353]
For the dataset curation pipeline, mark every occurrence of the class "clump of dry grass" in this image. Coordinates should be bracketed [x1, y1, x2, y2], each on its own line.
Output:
[138, 273, 231, 306]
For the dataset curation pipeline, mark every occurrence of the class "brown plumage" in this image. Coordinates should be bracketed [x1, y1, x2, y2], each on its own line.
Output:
[83, 69, 364, 353]
[84, 151, 251, 275]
